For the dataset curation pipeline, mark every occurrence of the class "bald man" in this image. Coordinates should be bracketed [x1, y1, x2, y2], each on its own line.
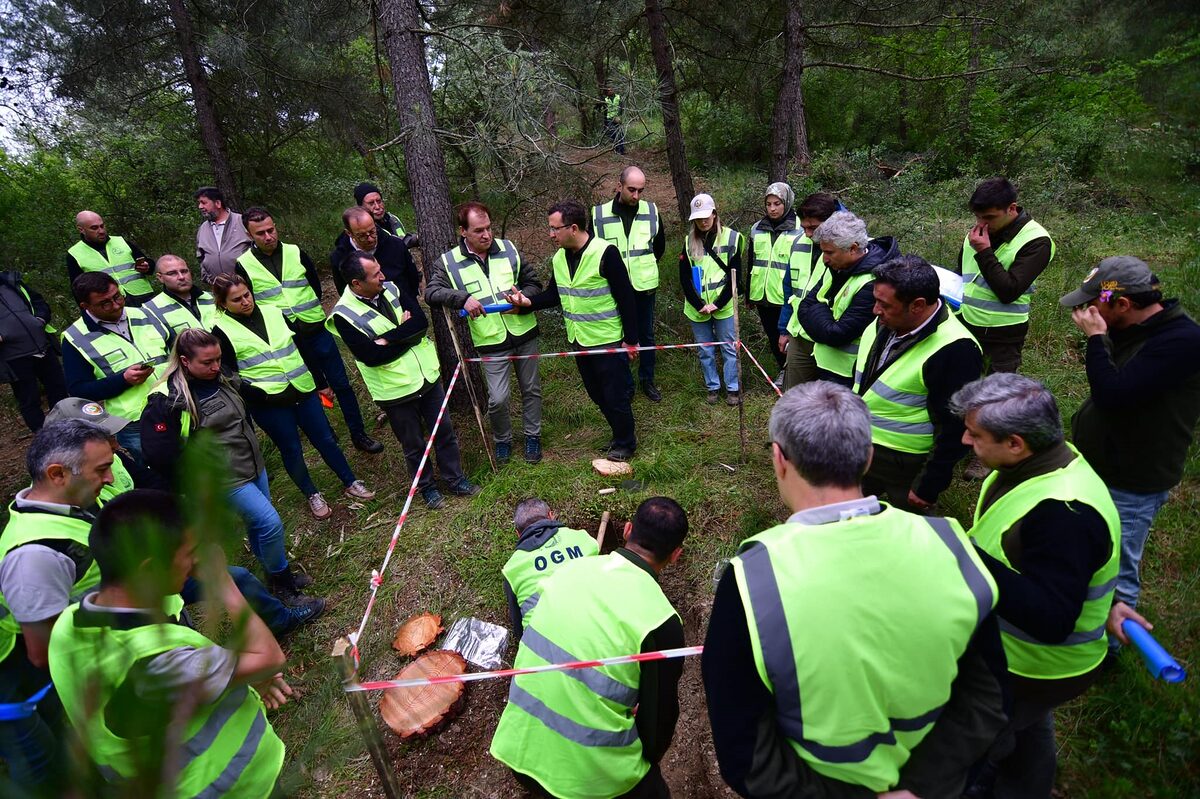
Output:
[590, 167, 666, 401]
[66, 211, 156, 306]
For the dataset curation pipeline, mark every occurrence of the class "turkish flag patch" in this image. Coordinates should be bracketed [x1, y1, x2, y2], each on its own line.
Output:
[154, 423, 168, 432]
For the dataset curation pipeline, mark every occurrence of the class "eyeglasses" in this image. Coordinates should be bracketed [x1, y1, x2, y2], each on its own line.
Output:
[548, 224, 573, 232]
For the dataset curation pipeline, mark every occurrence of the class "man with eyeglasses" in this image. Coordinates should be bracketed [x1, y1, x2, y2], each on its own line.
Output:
[143, 254, 218, 336]
[330, 206, 421, 299]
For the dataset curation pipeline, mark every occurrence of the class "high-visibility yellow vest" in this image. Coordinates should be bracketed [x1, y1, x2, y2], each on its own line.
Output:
[326, 284, 440, 403]
[853, 313, 980, 454]
[682, 228, 741, 323]
[214, 305, 316, 395]
[143, 290, 217, 337]
[68, 237, 155, 297]
[62, 310, 172, 421]
[0, 505, 100, 663]
[491, 552, 679, 798]
[552, 236, 625, 347]
[501, 527, 599, 627]
[959, 220, 1055, 327]
[438, 241, 537, 348]
[605, 94, 621, 121]
[50, 602, 284, 797]
[809, 269, 876, 379]
[236, 245, 325, 324]
[383, 211, 407, 238]
[98, 454, 134, 505]
[970, 447, 1120, 679]
[731, 508, 996, 791]
[783, 235, 818, 337]
[748, 221, 802, 305]
[592, 200, 660, 291]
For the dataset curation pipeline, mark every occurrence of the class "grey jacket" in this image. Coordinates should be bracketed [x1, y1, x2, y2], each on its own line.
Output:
[196, 211, 253, 283]
[0, 272, 52, 364]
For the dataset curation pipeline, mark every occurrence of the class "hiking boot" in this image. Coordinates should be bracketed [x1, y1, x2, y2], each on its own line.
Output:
[963, 455, 992, 481]
[352, 433, 385, 454]
[726, 390, 742, 406]
[524, 436, 543, 464]
[773, 371, 785, 390]
[642, 382, 663, 402]
[278, 597, 327, 635]
[421, 486, 446, 509]
[706, 390, 720, 405]
[344, 480, 376, 500]
[307, 492, 332, 519]
[496, 441, 512, 465]
[292, 569, 314, 590]
[447, 477, 482, 497]
[268, 567, 321, 610]
[607, 446, 635, 462]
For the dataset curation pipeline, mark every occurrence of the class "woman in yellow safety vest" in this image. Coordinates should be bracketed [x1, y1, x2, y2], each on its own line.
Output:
[679, 193, 744, 405]
[746, 182, 805, 387]
[210, 274, 376, 520]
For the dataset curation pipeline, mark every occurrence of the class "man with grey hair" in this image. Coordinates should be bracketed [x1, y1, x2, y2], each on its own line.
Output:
[704, 381, 1006, 797]
[952, 372, 1119, 798]
[779, 210, 898, 388]
[0, 419, 114, 793]
[500, 498, 598, 639]
[855, 255, 982, 512]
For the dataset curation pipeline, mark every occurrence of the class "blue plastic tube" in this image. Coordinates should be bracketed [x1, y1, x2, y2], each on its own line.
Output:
[1123, 620, 1186, 683]
[459, 302, 513, 317]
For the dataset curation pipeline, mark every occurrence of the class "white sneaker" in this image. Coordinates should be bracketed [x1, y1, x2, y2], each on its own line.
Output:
[344, 480, 376, 500]
[308, 493, 332, 519]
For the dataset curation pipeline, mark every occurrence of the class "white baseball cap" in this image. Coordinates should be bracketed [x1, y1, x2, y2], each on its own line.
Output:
[688, 193, 716, 221]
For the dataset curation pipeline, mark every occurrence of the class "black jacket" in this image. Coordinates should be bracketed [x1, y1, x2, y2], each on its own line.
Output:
[0, 272, 53, 366]
[329, 231, 422, 300]
[1073, 300, 1200, 492]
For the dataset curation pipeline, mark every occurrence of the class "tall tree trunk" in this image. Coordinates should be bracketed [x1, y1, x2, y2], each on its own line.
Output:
[769, 0, 811, 182]
[165, 0, 239, 208]
[644, 0, 694, 222]
[377, 0, 476, 388]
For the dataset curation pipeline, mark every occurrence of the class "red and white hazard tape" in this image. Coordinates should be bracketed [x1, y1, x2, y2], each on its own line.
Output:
[738, 341, 783, 397]
[347, 645, 704, 692]
[466, 341, 724, 362]
[349, 363, 463, 668]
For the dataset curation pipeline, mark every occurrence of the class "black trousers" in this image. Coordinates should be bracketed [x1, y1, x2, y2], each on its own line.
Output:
[6, 353, 67, 432]
[755, 303, 786, 369]
[578, 348, 637, 451]
[962, 318, 1029, 374]
[861, 444, 928, 513]
[382, 384, 465, 491]
[514, 764, 669, 798]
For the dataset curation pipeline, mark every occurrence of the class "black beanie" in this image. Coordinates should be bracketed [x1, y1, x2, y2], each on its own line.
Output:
[354, 181, 382, 205]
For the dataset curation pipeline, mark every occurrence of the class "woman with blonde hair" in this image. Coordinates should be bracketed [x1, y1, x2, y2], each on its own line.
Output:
[140, 327, 325, 619]
[679, 193, 743, 404]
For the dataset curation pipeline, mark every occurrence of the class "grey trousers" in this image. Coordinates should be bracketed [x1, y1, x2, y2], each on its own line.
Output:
[783, 335, 819, 391]
[482, 338, 543, 444]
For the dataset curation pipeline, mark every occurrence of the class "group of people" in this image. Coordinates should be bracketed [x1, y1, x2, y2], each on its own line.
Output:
[0, 165, 1196, 798]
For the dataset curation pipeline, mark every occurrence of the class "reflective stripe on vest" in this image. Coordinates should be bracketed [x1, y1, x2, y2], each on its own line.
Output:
[731, 509, 995, 791]
[552, 236, 624, 347]
[970, 447, 1120, 679]
[383, 212, 407, 238]
[144, 291, 217, 336]
[959, 219, 1055, 327]
[0, 506, 100, 663]
[748, 222, 802, 304]
[809, 269, 875, 378]
[784, 235, 815, 331]
[490, 552, 678, 799]
[682, 228, 741, 323]
[853, 313, 980, 454]
[501, 527, 600, 625]
[48, 603, 284, 796]
[236, 245, 325, 323]
[592, 200, 660, 291]
[439, 240, 538, 348]
[214, 306, 315, 395]
[326, 284, 440, 402]
[68, 237, 155, 297]
[62, 310, 171, 421]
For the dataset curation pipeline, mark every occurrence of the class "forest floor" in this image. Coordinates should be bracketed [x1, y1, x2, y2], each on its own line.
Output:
[0, 144, 1196, 798]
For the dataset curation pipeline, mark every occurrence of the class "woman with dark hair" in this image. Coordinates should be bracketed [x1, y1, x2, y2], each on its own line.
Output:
[209, 273, 375, 520]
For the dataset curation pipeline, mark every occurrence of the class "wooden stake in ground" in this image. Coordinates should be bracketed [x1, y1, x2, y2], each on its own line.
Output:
[441, 307, 497, 473]
[731, 268, 748, 464]
[332, 638, 404, 799]
[596, 510, 612, 551]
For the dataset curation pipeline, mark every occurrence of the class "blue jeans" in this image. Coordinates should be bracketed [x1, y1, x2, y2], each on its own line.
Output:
[115, 425, 144, 469]
[0, 639, 63, 795]
[1110, 487, 1171, 609]
[295, 329, 366, 438]
[251, 394, 357, 496]
[182, 565, 294, 634]
[227, 469, 288, 574]
[689, 316, 739, 392]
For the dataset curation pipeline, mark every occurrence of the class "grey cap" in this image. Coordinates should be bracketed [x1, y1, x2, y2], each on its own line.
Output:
[45, 398, 131, 435]
[1059, 256, 1159, 307]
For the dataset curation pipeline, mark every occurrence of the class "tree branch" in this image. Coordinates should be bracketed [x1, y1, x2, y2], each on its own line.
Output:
[802, 61, 1054, 82]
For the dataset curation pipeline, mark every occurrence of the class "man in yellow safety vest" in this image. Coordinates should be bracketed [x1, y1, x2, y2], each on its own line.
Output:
[66, 211, 156, 306]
